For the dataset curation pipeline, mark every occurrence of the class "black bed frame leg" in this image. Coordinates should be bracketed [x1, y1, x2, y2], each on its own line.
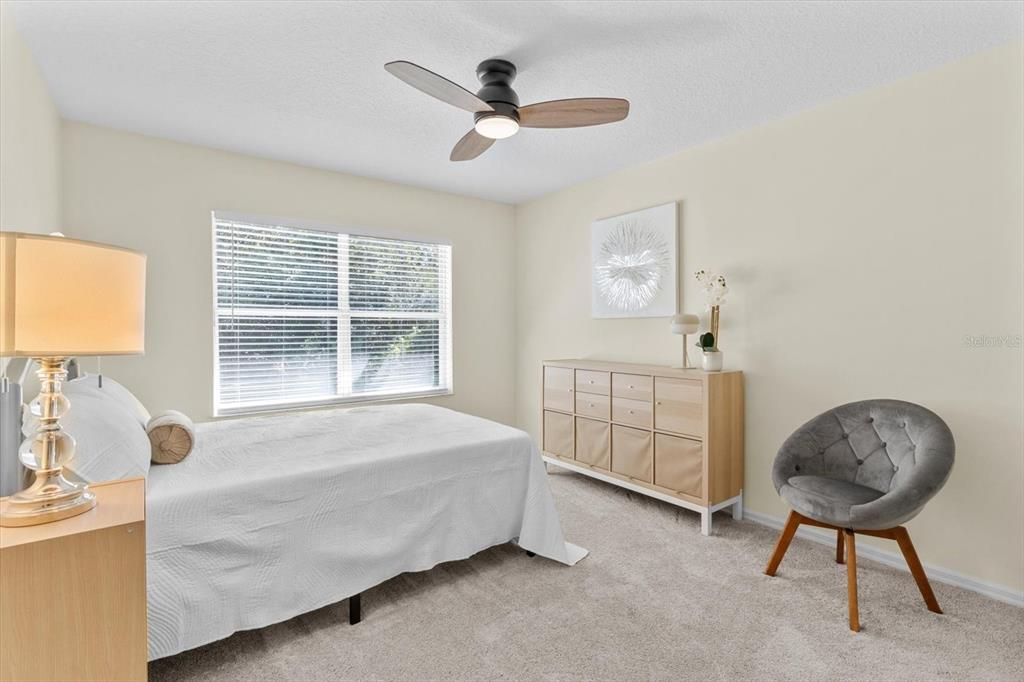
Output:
[525, 551, 535, 557]
[349, 592, 361, 625]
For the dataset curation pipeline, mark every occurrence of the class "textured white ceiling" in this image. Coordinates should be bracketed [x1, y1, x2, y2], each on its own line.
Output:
[12, 1, 1023, 204]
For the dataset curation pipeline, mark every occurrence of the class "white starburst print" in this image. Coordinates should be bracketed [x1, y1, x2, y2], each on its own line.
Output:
[591, 203, 677, 318]
[594, 220, 670, 311]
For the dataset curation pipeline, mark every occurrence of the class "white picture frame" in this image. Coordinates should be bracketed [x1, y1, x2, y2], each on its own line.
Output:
[591, 202, 678, 318]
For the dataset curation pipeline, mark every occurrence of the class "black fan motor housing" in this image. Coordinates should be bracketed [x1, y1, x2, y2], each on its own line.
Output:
[475, 58, 519, 108]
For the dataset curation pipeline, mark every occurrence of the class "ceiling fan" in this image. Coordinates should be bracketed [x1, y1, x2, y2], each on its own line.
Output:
[384, 58, 630, 161]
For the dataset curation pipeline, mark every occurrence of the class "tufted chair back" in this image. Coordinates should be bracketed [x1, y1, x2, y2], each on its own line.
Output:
[772, 399, 955, 529]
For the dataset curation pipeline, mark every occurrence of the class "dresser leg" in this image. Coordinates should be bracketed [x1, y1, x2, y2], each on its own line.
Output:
[701, 510, 712, 536]
[732, 493, 743, 521]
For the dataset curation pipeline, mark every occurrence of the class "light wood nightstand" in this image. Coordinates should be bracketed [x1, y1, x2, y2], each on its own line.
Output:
[0, 478, 147, 682]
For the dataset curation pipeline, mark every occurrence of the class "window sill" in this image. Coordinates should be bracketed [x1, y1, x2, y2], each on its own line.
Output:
[214, 388, 454, 418]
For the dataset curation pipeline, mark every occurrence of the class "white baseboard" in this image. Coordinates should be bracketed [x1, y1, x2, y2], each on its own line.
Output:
[742, 509, 1024, 608]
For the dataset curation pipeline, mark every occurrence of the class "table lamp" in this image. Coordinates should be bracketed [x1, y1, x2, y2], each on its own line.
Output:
[0, 232, 146, 527]
[670, 313, 700, 369]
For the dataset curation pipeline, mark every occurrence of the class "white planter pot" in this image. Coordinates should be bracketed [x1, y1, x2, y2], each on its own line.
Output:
[702, 350, 723, 372]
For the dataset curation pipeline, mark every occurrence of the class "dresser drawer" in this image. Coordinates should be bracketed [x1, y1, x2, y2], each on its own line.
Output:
[610, 421, 651, 481]
[612, 396, 651, 428]
[611, 424, 653, 483]
[654, 433, 703, 499]
[612, 373, 653, 401]
[543, 366, 574, 412]
[543, 410, 574, 458]
[576, 392, 609, 419]
[575, 370, 610, 396]
[575, 417, 610, 469]
[654, 376, 704, 437]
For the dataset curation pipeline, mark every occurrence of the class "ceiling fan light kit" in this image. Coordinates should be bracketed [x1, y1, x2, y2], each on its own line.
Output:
[385, 58, 629, 161]
[474, 114, 519, 139]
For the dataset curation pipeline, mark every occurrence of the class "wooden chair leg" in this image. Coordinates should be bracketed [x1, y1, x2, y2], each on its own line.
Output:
[765, 511, 802, 576]
[893, 527, 942, 614]
[835, 529, 845, 564]
[845, 530, 859, 632]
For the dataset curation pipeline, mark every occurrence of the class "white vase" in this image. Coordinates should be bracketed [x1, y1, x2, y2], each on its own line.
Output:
[702, 350, 723, 372]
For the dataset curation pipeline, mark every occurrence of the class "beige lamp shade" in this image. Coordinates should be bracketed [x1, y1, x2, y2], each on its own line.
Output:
[670, 313, 700, 335]
[0, 232, 146, 357]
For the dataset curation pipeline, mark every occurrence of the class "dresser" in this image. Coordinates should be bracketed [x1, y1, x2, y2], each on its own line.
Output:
[541, 359, 744, 535]
[0, 478, 147, 682]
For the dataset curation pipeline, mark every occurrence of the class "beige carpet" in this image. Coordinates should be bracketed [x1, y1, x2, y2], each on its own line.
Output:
[150, 470, 1024, 681]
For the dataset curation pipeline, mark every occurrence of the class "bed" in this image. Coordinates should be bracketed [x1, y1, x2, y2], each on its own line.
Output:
[0, 369, 585, 661]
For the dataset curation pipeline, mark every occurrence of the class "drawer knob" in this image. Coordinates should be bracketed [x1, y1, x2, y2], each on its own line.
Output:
[629, 385, 635, 389]
[589, 403, 594, 407]
[656, 401, 662, 405]
[629, 410, 635, 414]
[589, 380, 594, 384]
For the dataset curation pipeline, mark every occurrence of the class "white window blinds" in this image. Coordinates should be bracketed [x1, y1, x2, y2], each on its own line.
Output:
[214, 217, 452, 414]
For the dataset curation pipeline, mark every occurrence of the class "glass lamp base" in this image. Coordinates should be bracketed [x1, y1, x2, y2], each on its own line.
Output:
[0, 476, 96, 527]
[2, 357, 98, 528]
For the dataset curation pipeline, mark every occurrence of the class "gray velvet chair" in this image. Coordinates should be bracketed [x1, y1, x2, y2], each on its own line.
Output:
[763, 399, 955, 631]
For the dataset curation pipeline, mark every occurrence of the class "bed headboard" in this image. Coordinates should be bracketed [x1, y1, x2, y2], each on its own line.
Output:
[0, 362, 26, 497]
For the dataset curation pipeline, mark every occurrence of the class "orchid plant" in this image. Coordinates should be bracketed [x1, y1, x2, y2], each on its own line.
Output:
[694, 270, 729, 309]
[694, 270, 728, 351]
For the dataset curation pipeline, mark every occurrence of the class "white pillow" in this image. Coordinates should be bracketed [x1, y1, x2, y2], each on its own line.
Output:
[22, 376, 151, 483]
[73, 373, 151, 427]
[63, 379, 151, 483]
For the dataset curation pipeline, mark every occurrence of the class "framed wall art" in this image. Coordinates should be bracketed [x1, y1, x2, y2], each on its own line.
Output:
[591, 202, 677, 318]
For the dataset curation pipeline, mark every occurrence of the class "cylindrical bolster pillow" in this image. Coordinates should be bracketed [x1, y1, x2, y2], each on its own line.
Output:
[147, 410, 196, 464]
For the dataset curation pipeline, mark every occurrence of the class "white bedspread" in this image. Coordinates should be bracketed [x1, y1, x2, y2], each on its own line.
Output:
[145, 403, 585, 660]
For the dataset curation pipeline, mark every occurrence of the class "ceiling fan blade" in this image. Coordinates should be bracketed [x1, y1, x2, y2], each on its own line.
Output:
[450, 129, 495, 162]
[385, 61, 494, 114]
[518, 98, 629, 128]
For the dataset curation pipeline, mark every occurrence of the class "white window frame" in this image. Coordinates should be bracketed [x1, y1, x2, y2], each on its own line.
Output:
[211, 212, 453, 416]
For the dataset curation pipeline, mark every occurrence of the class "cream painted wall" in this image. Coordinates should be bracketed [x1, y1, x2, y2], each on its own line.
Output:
[61, 122, 517, 425]
[515, 43, 1023, 593]
[53, 42, 1024, 594]
[0, 3, 61, 233]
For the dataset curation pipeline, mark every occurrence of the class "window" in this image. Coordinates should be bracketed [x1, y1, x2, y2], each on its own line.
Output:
[213, 215, 452, 415]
